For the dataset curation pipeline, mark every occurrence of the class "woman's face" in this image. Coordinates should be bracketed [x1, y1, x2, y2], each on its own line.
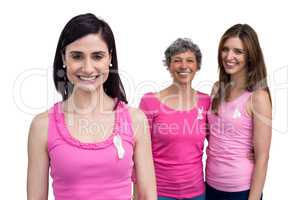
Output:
[221, 37, 247, 76]
[168, 50, 198, 86]
[63, 33, 111, 92]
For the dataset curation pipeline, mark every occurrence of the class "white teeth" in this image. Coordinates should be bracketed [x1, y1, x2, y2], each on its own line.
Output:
[177, 71, 190, 75]
[225, 62, 237, 66]
[178, 72, 189, 75]
[79, 76, 98, 81]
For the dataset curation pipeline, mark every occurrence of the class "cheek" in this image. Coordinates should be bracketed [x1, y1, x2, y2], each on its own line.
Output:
[167, 64, 176, 73]
[190, 63, 198, 71]
[169, 61, 183, 69]
[99, 64, 110, 77]
[241, 56, 246, 64]
[221, 52, 227, 61]
[99, 59, 110, 70]
[238, 55, 246, 66]
[66, 65, 78, 77]
[66, 69, 76, 82]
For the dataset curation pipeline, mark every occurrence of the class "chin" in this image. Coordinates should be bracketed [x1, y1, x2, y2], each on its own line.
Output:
[73, 83, 102, 93]
[224, 68, 239, 75]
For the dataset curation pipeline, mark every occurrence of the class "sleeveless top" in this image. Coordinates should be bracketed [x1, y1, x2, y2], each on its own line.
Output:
[206, 91, 254, 192]
[47, 101, 134, 200]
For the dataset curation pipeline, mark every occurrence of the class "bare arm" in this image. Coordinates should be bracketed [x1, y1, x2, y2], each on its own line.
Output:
[27, 112, 49, 200]
[129, 108, 157, 200]
[248, 90, 272, 200]
[206, 81, 219, 141]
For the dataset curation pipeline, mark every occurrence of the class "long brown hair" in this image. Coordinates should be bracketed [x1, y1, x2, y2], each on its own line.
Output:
[212, 24, 271, 114]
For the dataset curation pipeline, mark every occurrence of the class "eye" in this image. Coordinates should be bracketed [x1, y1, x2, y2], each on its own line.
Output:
[70, 53, 83, 60]
[173, 59, 181, 63]
[187, 59, 195, 63]
[234, 49, 244, 55]
[92, 54, 103, 60]
[222, 47, 229, 52]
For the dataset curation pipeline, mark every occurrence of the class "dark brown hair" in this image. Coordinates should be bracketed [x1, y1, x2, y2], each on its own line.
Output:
[53, 13, 127, 104]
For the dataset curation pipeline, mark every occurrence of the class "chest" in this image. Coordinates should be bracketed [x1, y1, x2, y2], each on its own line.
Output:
[152, 108, 207, 143]
[65, 113, 115, 143]
[49, 141, 134, 182]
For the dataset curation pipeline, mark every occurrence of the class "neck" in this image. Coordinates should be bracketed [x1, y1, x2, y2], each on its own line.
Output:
[65, 86, 113, 115]
[169, 83, 195, 98]
[230, 70, 247, 91]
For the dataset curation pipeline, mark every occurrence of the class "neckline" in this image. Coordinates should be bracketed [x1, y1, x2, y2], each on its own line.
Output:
[150, 91, 200, 112]
[224, 91, 250, 104]
[54, 101, 121, 149]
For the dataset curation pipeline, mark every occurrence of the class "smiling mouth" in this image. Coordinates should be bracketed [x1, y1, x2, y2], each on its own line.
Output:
[224, 61, 238, 68]
[177, 72, 190, 75]
[176, 70, 192, 75]
[77, 75, 100, 81]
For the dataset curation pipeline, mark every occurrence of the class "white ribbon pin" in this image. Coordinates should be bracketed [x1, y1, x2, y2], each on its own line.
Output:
[233, 107, 241, 119]
[197, 107, 204, 120]
[113, 135, 125, 159]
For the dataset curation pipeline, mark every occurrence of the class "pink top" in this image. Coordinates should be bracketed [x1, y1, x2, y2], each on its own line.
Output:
[206, 91, 254, 192]
[139, 92, 210, 199]
[47, 101, 134, 200]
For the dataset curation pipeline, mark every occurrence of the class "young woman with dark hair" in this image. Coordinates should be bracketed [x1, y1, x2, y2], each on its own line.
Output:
[27, 13, 156, 200]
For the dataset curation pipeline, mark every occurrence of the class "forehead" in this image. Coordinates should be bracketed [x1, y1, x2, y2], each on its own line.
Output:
[65, 33, 109, 53]
[223, 37, 244, 49]
[172, 50, 196, 58]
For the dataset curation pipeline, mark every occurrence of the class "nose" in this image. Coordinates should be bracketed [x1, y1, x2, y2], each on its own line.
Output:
[225, 50, 235, 60]
[82, 59, 94, 74]
[179, 60, 189, 70]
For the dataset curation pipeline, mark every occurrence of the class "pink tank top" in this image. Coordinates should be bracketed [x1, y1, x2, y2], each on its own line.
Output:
[139, 91, 210, 199]
[206, 91, 254, 192]
[47, 101, 134, 200]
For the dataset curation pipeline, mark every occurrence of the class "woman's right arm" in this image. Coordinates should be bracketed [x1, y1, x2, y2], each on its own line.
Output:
[27, 112, 49, 200]
[206, 81, 219, 141]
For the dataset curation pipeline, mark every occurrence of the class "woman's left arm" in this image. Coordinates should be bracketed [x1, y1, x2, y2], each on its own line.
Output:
[248, 90, 272, 200]
[129, 107, 157, 200]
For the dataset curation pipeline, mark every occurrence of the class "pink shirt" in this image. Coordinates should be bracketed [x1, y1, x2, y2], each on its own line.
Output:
[139, 92, 210, 199]
[206, 91, 254, 192]
[48, 101, 134, 200]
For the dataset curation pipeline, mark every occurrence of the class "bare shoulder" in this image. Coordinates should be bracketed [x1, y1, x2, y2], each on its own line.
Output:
[31, 111, 49, 130]
[251, 89, 272, 106]
[28, 110, 49, 145]
[128, 107, 147, 123]
[127, 107, 149, 141]
[249, 89, 272, 118]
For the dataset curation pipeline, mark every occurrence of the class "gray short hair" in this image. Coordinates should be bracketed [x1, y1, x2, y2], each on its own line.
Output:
[164, 38, 202, 69]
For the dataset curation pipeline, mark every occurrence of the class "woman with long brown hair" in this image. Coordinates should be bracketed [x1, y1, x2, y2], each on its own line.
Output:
[206, 24, 272, 200]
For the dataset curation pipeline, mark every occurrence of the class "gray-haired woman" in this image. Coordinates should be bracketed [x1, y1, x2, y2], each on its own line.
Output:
[137, 38, 210, 200]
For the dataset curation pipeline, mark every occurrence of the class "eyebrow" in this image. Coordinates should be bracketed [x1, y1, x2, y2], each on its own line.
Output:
[223, 46, 244, 51]
[233, 48, 245, 52]
[69, 51, 107, 55]
[69, 51, 82, 55]
[92, 51, 107, 55]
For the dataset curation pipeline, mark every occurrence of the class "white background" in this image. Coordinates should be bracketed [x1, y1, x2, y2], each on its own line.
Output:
[0, 0, 298, 199]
